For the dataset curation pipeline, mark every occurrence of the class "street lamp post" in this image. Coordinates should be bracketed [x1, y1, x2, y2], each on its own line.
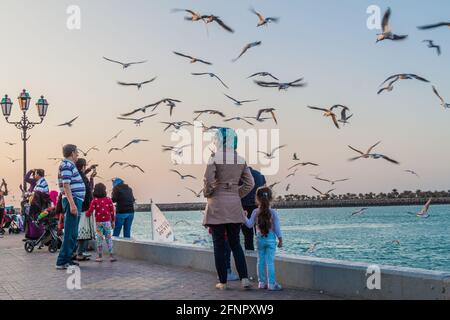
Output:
[1, 89, 49, 199]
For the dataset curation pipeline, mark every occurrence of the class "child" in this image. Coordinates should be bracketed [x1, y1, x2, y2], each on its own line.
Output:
[86, 183, 117, 262]
[242, 187, 283, 291]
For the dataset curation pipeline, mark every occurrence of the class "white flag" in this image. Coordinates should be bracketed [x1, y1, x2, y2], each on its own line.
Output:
[151, 202, 175, 242]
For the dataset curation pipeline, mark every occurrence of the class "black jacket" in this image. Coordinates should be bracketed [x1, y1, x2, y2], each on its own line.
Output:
[81, 172, 93, 212]
[111, 183, 135, 214]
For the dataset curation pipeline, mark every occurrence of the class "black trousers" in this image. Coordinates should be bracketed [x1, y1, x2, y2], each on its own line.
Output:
[210, 223, 248, 284]
[241, 205, 257, 251]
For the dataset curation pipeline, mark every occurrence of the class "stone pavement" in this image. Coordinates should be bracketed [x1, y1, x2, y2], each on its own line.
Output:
[0, 234, 337, 300]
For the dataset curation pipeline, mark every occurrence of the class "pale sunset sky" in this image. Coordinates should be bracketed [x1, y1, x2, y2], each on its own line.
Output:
[1, 0, 450, 206]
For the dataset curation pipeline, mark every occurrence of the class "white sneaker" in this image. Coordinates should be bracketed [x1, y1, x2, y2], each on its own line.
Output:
[216, 283, 227, 290]
[241, 278, 251, 289]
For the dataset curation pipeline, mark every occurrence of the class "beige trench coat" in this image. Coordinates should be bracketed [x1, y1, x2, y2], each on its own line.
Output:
[202, 151, 255, 225]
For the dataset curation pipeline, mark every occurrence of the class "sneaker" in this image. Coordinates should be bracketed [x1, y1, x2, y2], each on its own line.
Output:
[215, 283, 227, 290]
[268, 283, 283, 291]
[258, 282, 267, 289]
[241, 278, 251, 289]
[82, 252, 91, 258]
[56, 264, 69, 270]
[227, 270, 239, 281]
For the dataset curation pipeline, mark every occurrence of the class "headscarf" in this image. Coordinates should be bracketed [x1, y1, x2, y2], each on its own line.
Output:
[112, 178, 124, 187]
[214, 127, 238, 151]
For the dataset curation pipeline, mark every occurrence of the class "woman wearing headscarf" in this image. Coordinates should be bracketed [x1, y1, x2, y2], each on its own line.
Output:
[203, 127, 255, 290]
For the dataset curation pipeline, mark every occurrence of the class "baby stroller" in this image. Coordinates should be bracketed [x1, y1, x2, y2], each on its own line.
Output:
[24, 207, 62, 253]
[2, 208, 22, 234]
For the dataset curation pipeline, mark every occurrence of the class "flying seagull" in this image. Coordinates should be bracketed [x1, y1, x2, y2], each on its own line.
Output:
[57, 116, 79, 127]
[286, 169, 299, 179]
[432, 86, 450, 109]
[232, 41, 262, 62]
[6, 157, 20, 163]
[250, 7, 279, 27]
[108, 147, 123, 154]
[171, 8, 204, 22]
[107, 130, 124, 143]
[348, 141, 400, 164]
[258, 145, 287, 159]
[103, 57, 147, 69]
[377, 78, 399, 95]
[117, 77, 157, 90]
[191, 72, 229, 89]
[170, 169, 196, 180]
[224, 117, 254, 125]
[417, 22, 450, 30]
[162, 144, 191, 157]
[407, 198, 432, 218]
[293, 153, 300, 161]
[339, 108, 353, 125]
[78, 146, 99, 157]
[288, 162, 319, 170]
[307, 105, 348, 129]
[121, 139, 149, 150]
[285, 184, 291, 192]
[248, 72, 279, 81]
[161, 121, 193, 132]
[186, 188, 203, 198]
[256, 108, 278, 124]
[193, 109, 226, 121]
[404, 170, 420, 178]
[151, 98, 182, 117]
[379, 74, 429, 88]
[423, 40, 441, 56]
[117, 114, 158, 126]
[123, 164, 145, 173]
[201, 15, 234, 33]
[311, 186, 335, 199]
[376, 8, 408, 43]
[315, 177, 350, 186]
[268, 182, 281, 190]
[244, 116, 271, 123]
[254, 78, 306, 91]
[4, 142, 16, 146]
[224, 94, 257, 106]
[120, 104, 157, 117]
[109, 161, 129, 169]
[350, 208, 369, 217]
[173, 51, 212, 65]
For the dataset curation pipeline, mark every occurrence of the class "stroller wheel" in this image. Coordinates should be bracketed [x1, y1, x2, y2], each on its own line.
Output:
[24, 241, 34, 253]
[48, 240, 58, 253]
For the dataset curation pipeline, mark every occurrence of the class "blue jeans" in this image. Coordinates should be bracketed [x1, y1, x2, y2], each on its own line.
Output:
[113, 213, 134, 238]
[56, 198, 82, 266]
[256, 231, 277, 286]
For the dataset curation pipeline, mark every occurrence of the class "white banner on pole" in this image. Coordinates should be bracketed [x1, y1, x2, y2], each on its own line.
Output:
[151, 202, 175, 242]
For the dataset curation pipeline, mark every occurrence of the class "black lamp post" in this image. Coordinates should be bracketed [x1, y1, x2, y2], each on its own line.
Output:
[1, 89, 49, 198]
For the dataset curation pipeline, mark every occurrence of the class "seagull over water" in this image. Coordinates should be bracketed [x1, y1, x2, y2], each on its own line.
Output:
[315, 176, 350, 186]
[423, 40, 441, 56]
[103, 57, 147, 69]
[350, 208, 368, 217]
[224, 94, 257, 106]
[248, 72, 279, 81]
[250, 7, 279, 27]
[186, 188, 204, 198]
[254, 78, 306, 91]
[117, 77, 157, 90]
[348, 141, 400, 164]
[57, 116, 79, 127]
[191, 72, 229, 89]
[173, 51, 212, 65]
[376, 8, 408, 43]
[232, 41, 262, 62]
[307, 105, 348, 129]
[432, 86, 450, 109]
[407, 198, 432, 218]
[117, 114, 158, 126]
[312, 186, 335, 199]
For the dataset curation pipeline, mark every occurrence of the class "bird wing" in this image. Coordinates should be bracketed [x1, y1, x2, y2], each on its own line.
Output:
[140, 114, 158, 120]
[348, 145, 365, 155]
[326, 189, 336, 195]
[382, 7, 391, 33]
[410, 74, 430, 83]
[191, 72, 209, 76]
[170, 169, 182, 177]
[270, 110, 278, 124]
[250, 7, 264, 22]
[432, 86, 445, 104]
[288, 163, 301, 170]
[271, 144, 286, 154]
[267, 73, 279, 81]
[254, 80, 279, 87]
[233, 45, 250, 62]
[117, 117, 138, 121]
[380, 74, 401, 87]
[141, 77, 157, 85]
[128, 60, 147, 65]
[288, 78, 305, 85]
[331, 113, 340, 129]
[117, 81, 137, 86]
[212, 74, 229, 89]
[173, 51, 193, 60]
[196, 58, 212, 65]
[224, 94, 239, 103]
[307, 106, 329, 112]
[103, 57, 125, 66]
[315, 177, 331, 183]
[311, 186, 323, 195]
[417, 22, 450, 30]
[367, 141, 382, 154]
[380, 154, 400, 164]
[213, 17, 234, 33]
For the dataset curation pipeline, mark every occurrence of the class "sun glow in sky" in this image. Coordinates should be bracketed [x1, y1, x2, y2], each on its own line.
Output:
[1, 0, 450, 206]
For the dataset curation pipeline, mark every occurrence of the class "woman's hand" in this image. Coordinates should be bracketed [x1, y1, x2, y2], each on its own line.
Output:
[277, 238, 283, 248]
[242, 210, 248, 219]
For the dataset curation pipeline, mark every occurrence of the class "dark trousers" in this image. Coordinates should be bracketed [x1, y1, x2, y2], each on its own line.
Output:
[242, 205, 257, 251]
[211, 224, 248, 284]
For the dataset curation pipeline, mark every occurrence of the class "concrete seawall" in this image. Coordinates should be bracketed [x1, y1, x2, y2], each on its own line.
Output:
[113, 239, 450, 300]
[135, 197, 450, 212]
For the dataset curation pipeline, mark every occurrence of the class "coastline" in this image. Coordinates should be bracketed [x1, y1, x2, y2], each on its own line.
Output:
[136, 197, 450, 212]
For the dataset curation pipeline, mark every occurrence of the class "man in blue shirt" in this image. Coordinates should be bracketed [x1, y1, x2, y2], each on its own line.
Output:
[241, 167, 266, 251]
[56, 144, 86, 269]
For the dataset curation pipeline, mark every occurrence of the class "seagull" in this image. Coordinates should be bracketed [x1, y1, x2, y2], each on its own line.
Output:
[350, 208, 368, 217]
[286, 169, 298, 179]
[224, 94, 257, 106]
[288, 162, 319, 170]
[123, 164, 145, 173]
[293, 153, 300, 161]
[432, 86, 450, 109]
[285, 184, 291, 192]
[193, 109, 226, 121]
[376, 8, 408, 43]
[379, 74, 429, 90]
[173, 51, 212, 65]
[232, 41, 262, 62]
[107, 130, 124, 143]
[191, 72, 229, 89]
[57, 116, 79, 127]
[121, 139, 149, 150]
[108, 147, 123, 154]
[224, 117, 254, 125]
[117, 77, 157, 90]
[103, 57, 147, 69]
[48, 157, 63, 162]
[151, 98, 182, 117]
[170, 169, 196, 180]
[250, 7, 279, 27]
[404, 170, 420, 178]
[315, 177, 350, 186]
[407, 198, 432, 218]
[307, 105, 348, 129]
[258, 145, 287, 159]
[244, 116, 271, 123]
[256, 108, 278, 124]
[423, 40, 441, 56]
[162, 144, 191, 157]
[348, 141, 400, 164]
[248, 72, 279, 81]
[339, 108, 353, 125]
[4, 142, 16, 146]
[171, 8, 204, 22]
[120, 104, 157, 117]
[417, 22, 450, 30]
[307, 242, 319, 254]
[78, 146, 99, 157]
[117, 114, 158, 126]
[254, 78, 306, 91]
[311, 186, 335, 199]
[268, 182, 281, 190]
[6, 157, 20, 163]
[161, 121, 193, 132]
[109, 161, 129, 169]
[186, 188, 203, 198]
[377, 78, 399, 95]
[201, 15, 234, 33]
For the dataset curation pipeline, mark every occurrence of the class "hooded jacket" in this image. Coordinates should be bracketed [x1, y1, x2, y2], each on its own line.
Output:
[111, 182, 136, 214]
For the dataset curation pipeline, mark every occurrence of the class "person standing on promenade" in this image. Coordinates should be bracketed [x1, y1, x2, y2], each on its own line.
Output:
[111, 178, 136, 238]
[56, 144, 86, 270]
[203, 127, 255, 290]
[241, 167, 266, 251]
[0, 179, 8, 235]
[242, 187, 283, 291]
[75, 159, 97, 261]
[25, 169, 47, 193]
